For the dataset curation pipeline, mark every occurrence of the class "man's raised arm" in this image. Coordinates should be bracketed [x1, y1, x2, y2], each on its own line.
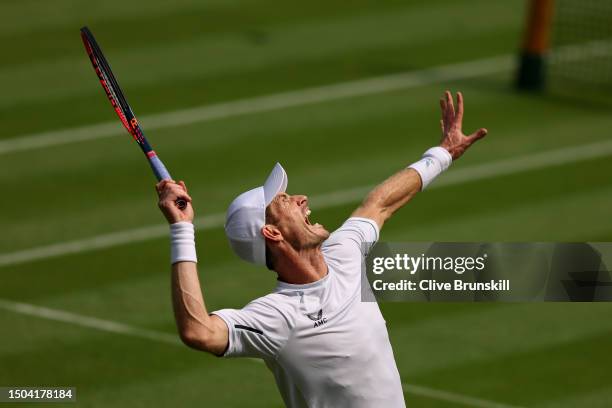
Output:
[353, 91, 487, 229]
[157, 180, 228, 355]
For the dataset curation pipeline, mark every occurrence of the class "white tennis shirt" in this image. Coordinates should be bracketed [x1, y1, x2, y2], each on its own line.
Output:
[213, 217, 405, 407]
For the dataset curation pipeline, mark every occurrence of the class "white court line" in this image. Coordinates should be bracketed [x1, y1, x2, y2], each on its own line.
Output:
[0, 213, 224, 268]
[0, 298, 180, 346]
[1, 38, 610, 157]
[2, 138, 612, 268]
[403, 383, 525, 408]
[0, 55, 513, 156]
[0, 297, 523, 407]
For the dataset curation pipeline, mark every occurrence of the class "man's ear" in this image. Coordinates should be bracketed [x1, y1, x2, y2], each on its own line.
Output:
[261, 224, 283, 242]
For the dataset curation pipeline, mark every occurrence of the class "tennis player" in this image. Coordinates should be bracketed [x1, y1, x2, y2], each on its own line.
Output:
[156, 91, 487, 407]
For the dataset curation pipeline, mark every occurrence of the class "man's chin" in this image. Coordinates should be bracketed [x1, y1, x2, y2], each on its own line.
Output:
[303, 223, 330, 246]
[313, 226, 330, 242]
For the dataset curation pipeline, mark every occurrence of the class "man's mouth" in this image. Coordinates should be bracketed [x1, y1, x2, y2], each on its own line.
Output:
[304, 209, 321, 228]
[304, 209, 312, 225]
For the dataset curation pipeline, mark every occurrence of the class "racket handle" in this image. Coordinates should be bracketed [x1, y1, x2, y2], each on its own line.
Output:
[149, 155, 188, 210]
[149, 154, 171, 181]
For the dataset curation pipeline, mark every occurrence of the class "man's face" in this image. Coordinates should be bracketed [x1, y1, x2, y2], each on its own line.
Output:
[265, 192, 330, 249]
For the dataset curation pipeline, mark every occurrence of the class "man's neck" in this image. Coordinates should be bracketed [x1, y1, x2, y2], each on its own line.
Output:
[275, 246, 328, 285]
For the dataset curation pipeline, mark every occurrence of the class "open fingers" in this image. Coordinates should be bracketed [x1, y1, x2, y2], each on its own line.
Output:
[440, 92, 455, 134]
[455, 92, 464, 128]
[439, 98, 449, 134]
[445, 91, 455, 124]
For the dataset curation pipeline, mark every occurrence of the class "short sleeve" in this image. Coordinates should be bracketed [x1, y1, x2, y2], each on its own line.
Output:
[211, 296, 292, 359]
[323, 217, 380, 257]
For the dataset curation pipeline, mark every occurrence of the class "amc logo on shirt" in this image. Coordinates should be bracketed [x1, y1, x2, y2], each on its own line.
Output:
[306, 309, 327, 328]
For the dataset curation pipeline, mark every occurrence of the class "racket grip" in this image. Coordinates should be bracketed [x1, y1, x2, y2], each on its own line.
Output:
[149, 155, 187, 210]
[149, 155, 171, 181]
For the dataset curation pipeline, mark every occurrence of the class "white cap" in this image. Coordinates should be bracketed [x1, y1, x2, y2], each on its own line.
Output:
[225, 163, 288, 265]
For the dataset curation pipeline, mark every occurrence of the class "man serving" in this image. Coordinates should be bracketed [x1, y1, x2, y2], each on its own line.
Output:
[156, 91, 487, 407]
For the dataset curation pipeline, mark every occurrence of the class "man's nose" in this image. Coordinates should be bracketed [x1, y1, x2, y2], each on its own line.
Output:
[295, 195, 308, 206]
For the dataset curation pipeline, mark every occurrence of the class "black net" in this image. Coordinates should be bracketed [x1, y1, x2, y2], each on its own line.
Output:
[548, 0, 612, 101]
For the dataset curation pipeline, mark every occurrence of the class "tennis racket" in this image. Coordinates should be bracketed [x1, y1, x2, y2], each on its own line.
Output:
[80, 26, 186, 210]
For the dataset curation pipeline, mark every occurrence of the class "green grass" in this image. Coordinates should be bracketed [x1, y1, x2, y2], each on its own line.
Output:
[1, 0, 612, 407]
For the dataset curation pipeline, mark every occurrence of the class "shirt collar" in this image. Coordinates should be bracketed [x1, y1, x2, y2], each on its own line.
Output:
[274, 269, 330, 292]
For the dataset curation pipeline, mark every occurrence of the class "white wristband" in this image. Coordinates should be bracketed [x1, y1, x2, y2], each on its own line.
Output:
[408, 146, 452, 190]
[170, 222, 197, 264]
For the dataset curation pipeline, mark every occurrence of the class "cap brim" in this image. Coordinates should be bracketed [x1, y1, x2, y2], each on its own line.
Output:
[263, 162, 288, 205]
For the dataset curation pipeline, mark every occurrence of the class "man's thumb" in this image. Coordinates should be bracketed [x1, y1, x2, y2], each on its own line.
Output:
[468, 128, 488, 142]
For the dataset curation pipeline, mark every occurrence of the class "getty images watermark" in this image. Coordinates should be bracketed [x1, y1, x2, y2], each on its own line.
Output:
[361, 243, 612, 302]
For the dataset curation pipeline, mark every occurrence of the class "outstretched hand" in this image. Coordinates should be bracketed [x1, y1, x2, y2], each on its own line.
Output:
[439, 91, 487, 160]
